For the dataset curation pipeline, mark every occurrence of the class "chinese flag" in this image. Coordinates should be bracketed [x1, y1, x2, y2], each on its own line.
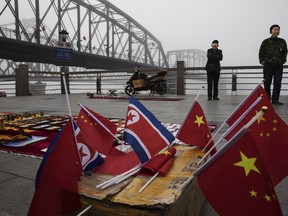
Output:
[224, 85, 288, 186]
[140, 147, 176, 176]
[176, 101, 216, 155]
[28, 120, 82, 216]
[224, 84, 272, 140]
[248, 107, 288, 186]
[194, 130, 282, 216]
[158, 158, 174, 176]
[77, 106, 117, 155]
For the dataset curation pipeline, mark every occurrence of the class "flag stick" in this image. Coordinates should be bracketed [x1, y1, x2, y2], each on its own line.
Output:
[202, 95, 262, 154]
[77, 205, 92, 216]
[222, 96, 262, 138]
[195, 106, 268, 177]
[115, 167, 141, 184]
[225, 84, 261, 122]
[244, 106, 267, 129]
[101, 167, 141, 190]
[61, 72, 72, 117]
[202, 122, 225, 152]
[61, 73, 83, 168]
[78, 103, 121, 143]
[96, 163, 142, 188]
[194, 85, 205, 101]
[97, 147, 169, 189]
[197, 106, 268, 167]
[138, 172, 159, 193]
[102, 147, 171, 189]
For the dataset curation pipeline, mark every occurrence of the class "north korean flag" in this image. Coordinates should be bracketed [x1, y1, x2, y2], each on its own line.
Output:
[72, 120, 104, 172]
[123, 96, 175, 164]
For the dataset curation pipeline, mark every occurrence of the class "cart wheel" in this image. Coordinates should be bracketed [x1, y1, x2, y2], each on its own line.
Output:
[125, 85, 135, 96]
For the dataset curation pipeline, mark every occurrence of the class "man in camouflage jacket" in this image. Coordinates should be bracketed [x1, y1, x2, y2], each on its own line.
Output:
[259, 24, 287, 105]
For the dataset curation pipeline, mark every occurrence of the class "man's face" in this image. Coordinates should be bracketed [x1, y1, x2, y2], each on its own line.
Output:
[271, 27, 280, 37]
[212, 43, 219, 49]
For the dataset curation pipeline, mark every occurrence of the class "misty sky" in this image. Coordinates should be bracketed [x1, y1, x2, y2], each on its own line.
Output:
[109, 0, 288, 66]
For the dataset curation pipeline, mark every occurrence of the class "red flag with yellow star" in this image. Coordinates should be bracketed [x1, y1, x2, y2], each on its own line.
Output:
[176, 101, 216, 155]
[140, 147, 176, 176]
[194, 130, 282, 216]
[77, 106, 117, 155]
[224, 85, 288, 186]
[248, 105, 288, 186]
[224, 84, 272, 140]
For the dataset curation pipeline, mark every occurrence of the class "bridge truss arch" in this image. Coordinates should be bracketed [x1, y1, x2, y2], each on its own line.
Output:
[0, 0, 168, 75]
[166, 49, 207, 68]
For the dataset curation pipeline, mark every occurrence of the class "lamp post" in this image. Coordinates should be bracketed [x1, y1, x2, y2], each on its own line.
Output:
[57, 30, 72, 94]
[58, 30, 71, 48]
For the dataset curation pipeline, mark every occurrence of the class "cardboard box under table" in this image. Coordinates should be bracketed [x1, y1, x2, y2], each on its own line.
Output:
[78, 144, 206, 216]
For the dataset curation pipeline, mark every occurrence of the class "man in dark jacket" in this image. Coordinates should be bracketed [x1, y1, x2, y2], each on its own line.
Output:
[205, 40, 223, 100]
[259, 24, 287, 105]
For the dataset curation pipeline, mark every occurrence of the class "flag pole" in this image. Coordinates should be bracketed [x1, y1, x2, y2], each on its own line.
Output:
[61, 72, 85, 174]
[194, 85, 205, 101]
[61, 72, 73, 117]
[225, 83, 261, 123]
[202, 95, 262, 154]
[138, 172, 159, 193]
[100, 167, 142, 190]
[202, 122, 225, 152]
[195, 106, 268, 178]
[96, 163, 142, 188]
[197, 106, 268, 167]
[222, 96, 262, 138]
[78, 103, 121, 143]
[96, 146, 170, 189]
[77, 205, 92, 216]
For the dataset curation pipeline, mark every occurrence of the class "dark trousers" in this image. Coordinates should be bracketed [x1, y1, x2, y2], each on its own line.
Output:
[207, 70, 220, 98]
[263, 64, 283, 101]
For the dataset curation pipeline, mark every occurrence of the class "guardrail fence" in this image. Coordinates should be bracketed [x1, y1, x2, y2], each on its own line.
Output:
[1, 62, 288, 97]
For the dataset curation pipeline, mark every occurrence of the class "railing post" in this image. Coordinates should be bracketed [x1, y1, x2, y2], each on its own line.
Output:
[232, 69, 237, 95]
[60, 66, 70, 94]
[96, 73, 101, 94]
[15, 64, 30, 96]
[176, 61, 185, 95]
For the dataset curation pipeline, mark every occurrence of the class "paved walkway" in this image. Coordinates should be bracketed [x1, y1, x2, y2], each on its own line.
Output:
[0, 93, 288, 215]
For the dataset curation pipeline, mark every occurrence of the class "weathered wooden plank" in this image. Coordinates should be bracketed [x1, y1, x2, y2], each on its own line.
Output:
[79, 145, 206, 215]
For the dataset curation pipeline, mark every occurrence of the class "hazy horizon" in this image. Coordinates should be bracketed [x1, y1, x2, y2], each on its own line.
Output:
[108, 0, 288, 66]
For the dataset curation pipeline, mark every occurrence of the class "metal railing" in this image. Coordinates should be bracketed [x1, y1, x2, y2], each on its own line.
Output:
[1, 65, 288, 96]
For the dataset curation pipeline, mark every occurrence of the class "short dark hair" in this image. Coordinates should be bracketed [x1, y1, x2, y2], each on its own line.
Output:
[212, 40, 219, 44]
[270, 24, 280, 33]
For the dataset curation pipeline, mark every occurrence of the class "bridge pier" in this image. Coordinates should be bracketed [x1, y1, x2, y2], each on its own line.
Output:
[96, 73, 101, 94]
[176, 61, 185, 95]
[15, 64, 30, 96]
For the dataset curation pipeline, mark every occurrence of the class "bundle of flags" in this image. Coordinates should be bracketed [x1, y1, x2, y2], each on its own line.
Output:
[28, 84, 288, 215]
[194, 129, 283, 216]
[194, 84, 288, 215]
[28, 107, 119, 215]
